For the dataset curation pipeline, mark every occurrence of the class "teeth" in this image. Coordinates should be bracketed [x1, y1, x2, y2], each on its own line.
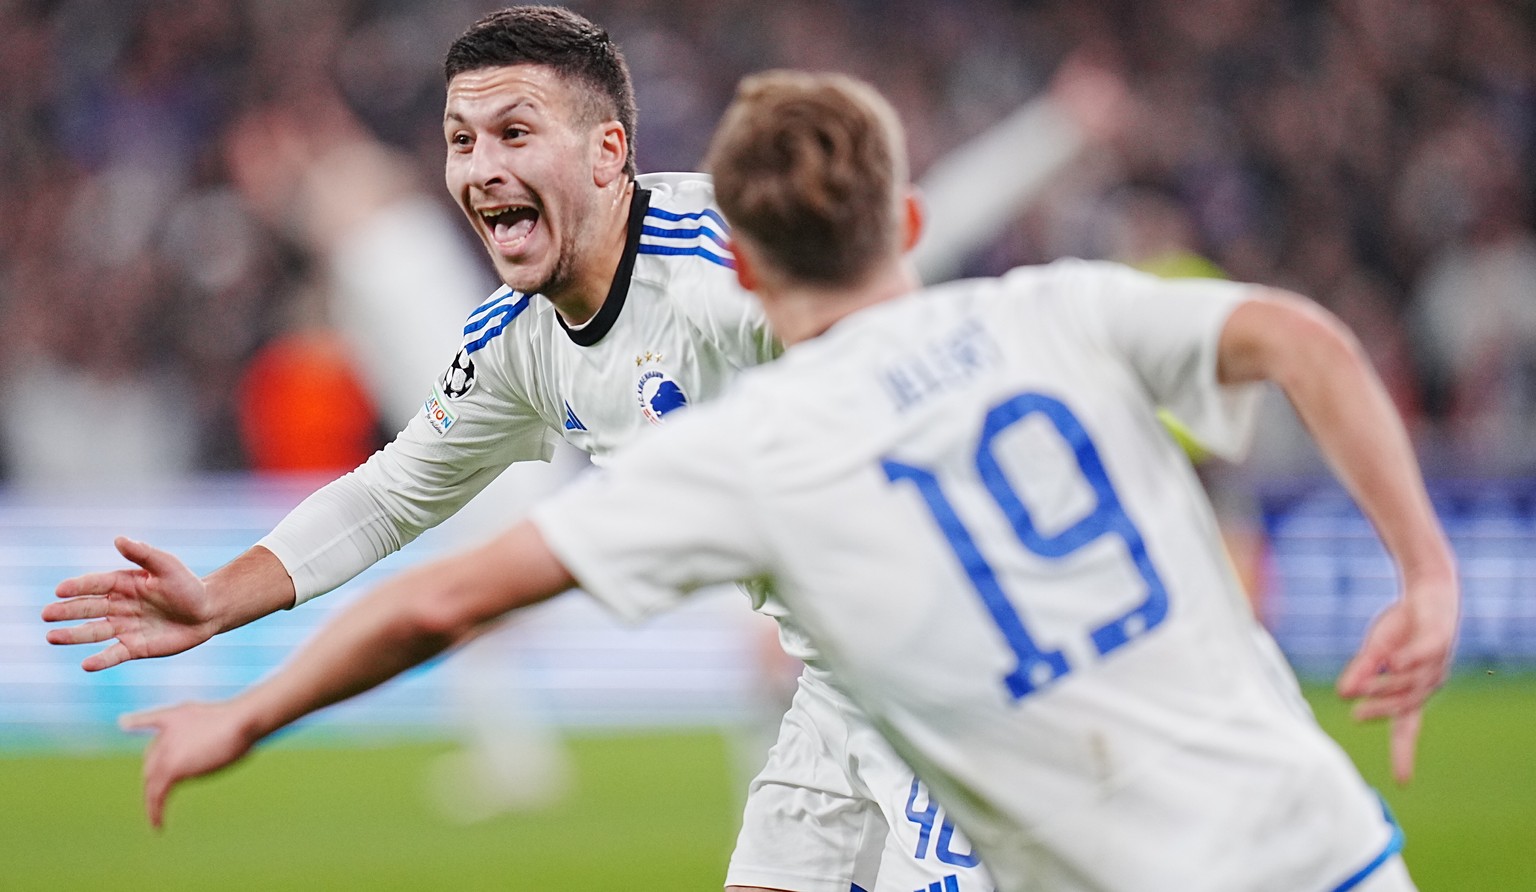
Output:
[478, 205, 528, 221]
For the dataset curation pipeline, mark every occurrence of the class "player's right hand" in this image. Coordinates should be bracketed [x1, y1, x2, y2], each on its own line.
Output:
[121, 700, 258, 829]
[43, 536, 219, 671]
[1336, 573, 1459, 786]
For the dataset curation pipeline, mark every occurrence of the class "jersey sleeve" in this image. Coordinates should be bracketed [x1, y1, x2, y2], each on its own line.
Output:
[1050, 260, 1262, 461]
[259, 307, 557, 605]
[530, 400, 767, 623]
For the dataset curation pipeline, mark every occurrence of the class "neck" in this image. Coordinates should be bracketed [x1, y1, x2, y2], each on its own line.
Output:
[546, 178, 635, 326]
[767, 259, 922, 346]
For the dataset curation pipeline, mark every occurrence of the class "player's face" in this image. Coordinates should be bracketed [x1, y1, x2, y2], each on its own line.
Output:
[444, 64, 608, 298]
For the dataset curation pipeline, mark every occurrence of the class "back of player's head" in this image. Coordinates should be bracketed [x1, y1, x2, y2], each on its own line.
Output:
[445, 6, 637, 176]
[706, 70, 908, 288]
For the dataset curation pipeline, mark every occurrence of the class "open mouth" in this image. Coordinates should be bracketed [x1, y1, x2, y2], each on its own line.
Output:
[478, 204, 539, 247]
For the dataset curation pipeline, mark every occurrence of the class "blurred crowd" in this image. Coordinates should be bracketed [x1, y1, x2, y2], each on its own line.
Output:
[1, 0, 1533, 484]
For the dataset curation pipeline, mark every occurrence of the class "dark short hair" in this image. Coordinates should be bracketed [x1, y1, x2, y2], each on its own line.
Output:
[706, 70, 907, 287]
[444, 6, 637, 176]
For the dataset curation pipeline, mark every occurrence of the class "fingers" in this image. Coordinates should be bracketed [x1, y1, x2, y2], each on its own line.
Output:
[44, 618, 116, 646]
[1351, 688, 1430, 722]
[1389, 709, 1423, 786]
[55, 570, 135, 599]
[44, 605, 133, 673]
[141, 732, 171, 830]
[1348, 670, 1414, 699]
[123, 709, 171, 828]
[1344, 660, 1444, 722]
[1337, 604, 1450, 698]
[145, 764, 171, 830]
[42, 595, 109, 623]
[43, 608, 135, 671]
[1347, 663, 1444, 703]
[1336, 643, 1386, 698]
[56, 538, 181, 599]
[115, 536, 177, 577]
[1339, 612, 1449, 717]
[120, 708, 168, 733]
[82, 642, 132, 673]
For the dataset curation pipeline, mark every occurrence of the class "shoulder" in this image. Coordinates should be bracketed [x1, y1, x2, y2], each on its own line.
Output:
[634, 172, 735, 273]
[631, 173, 768, 337]
[923, 259, 1189, 326]
[455, 286, 555, 354]
[637, 172, 720, 215]
[992, 258, 1250, 304]
[438, 286, 563, 395]
[993, 257, 1142, 297]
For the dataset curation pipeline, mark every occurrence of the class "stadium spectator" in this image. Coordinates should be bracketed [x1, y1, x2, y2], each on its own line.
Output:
[4, 1, 1535, 479]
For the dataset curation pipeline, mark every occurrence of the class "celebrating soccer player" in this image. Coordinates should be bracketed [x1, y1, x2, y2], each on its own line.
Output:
[41, 6, 1129, 890]
[58, 64, 1458, 891]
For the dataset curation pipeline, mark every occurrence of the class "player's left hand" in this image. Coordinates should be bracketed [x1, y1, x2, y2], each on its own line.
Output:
[44, 537, 220, 671]
[120, 700, 259, 829]
[1336, 576, 1459, 785]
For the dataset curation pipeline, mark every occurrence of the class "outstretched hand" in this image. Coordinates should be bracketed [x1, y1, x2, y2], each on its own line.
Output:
[1336, 576, 1459, 785]
[121, 701, 258, 829]
[43, 537, 219, 671]
[1047, 49, 1132, 146]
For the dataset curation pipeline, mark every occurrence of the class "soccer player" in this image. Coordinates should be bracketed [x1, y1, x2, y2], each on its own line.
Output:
[41, 7, 1126, 891]
[71, 69, 1456, 891]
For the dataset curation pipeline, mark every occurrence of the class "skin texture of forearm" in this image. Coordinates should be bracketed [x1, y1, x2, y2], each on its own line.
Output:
[233, 565, 459, 743]
[122, 524, 577, 827]
[1219, 289, 1457, 782]
[1217, 291, 1455, 584]
[234, 521, 575, 743]
[201, 546, 299, 633]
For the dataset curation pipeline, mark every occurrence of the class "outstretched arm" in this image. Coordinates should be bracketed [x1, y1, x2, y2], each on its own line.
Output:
[1217, 289, 1459, 784]
[121, 520, 574, 828]
[46, 407, 528, 670]
[44, 541, 295, 671]
[912, 52, 1128, 284]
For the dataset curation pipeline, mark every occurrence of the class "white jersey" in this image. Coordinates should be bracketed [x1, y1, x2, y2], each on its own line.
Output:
[533, 260, 1403, 892]
[259, 172, 776, 604]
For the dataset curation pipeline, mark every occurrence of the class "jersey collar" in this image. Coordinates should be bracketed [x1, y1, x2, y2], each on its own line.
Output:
[557, 184, 652, 347]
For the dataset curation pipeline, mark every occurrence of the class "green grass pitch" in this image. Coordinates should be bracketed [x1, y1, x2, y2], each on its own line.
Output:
[3, 676, 1533, 891]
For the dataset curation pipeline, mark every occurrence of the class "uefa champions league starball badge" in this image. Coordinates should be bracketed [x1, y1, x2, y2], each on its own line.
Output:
[441, 347, 478, 399]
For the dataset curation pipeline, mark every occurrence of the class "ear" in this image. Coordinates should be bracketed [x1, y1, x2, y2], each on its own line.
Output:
[901, 189, 925, 252]
[592, 120, 627, 187]
[729, 238, 758, 292]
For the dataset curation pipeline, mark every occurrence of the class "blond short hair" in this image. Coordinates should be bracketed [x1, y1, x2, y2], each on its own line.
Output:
[705, 70, 908, 287]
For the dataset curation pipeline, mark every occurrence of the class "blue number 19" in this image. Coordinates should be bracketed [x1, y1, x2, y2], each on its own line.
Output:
[881, 391, 1169, 700]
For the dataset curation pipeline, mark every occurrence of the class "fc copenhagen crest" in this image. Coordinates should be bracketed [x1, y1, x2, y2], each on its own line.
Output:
[635, 351, 688, 424]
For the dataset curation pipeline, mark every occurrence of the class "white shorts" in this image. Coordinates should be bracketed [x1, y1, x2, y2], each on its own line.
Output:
[724, 670, 994, 892]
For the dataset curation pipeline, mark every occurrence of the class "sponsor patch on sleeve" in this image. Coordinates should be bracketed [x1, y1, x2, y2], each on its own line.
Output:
[423, 385, 459, 436]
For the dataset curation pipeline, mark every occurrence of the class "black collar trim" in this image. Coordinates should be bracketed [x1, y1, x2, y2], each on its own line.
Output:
[558, 185, 652, 346]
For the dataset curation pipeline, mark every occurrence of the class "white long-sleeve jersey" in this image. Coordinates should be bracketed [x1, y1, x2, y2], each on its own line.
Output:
[259, 172, 776, 605]
[532, 260, 1403, 892]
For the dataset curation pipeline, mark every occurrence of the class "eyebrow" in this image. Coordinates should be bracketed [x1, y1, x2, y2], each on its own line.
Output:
[444, 99, 540, 125]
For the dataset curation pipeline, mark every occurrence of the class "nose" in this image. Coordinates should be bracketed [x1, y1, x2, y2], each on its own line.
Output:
[467, 141, 507, 190]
